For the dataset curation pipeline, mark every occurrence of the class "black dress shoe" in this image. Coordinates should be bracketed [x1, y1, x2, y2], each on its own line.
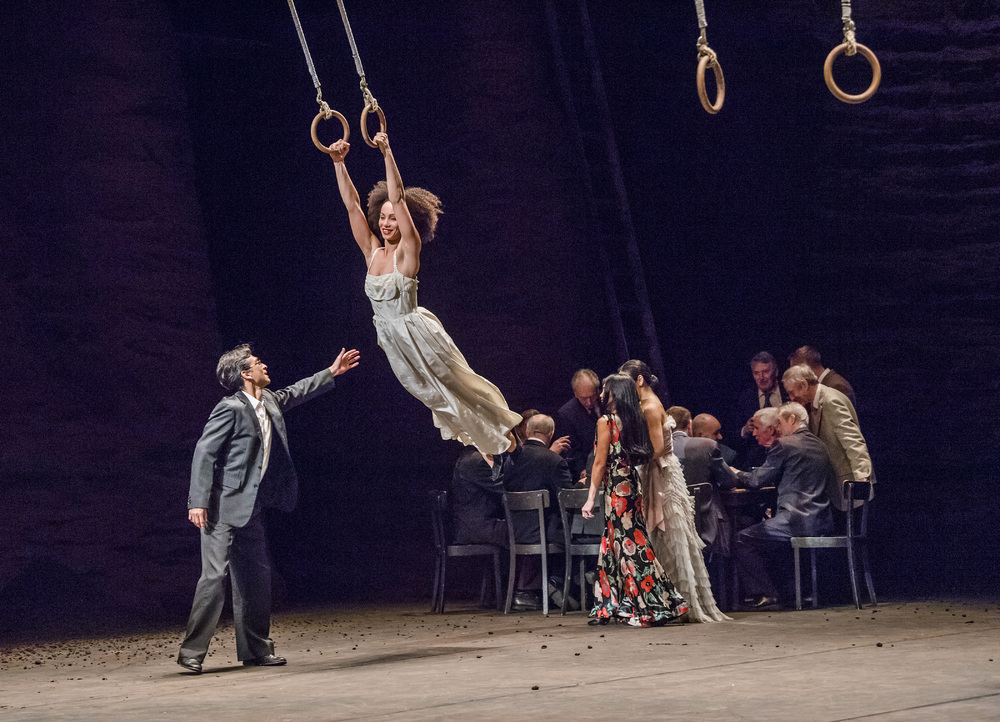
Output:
[511, 590, 544, 611]
[177, 656, 202, 674]
[243, 654, 287, 667]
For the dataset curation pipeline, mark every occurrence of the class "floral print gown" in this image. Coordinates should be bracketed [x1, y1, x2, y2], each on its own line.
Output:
[591, 416, 689, 626]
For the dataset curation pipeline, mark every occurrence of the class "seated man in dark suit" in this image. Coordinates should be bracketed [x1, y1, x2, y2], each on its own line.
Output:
[505, 414, 579, 609]
[668, 406, 739, 558]
[450, 446, 509, 547]
[734, 402, 835, 609]
[734, 351, 788, 466]
[554, 369, 601, 483]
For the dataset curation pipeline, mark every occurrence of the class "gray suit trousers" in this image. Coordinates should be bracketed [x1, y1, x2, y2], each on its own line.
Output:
[179, 507, 274, 662]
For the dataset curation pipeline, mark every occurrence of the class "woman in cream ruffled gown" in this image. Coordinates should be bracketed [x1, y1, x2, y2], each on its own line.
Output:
[327, 131, 520, 455]
[619, 360, 730, 623]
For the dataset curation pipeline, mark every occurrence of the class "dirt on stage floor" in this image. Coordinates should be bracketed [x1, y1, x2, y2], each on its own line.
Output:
[1, 599, 998, 721]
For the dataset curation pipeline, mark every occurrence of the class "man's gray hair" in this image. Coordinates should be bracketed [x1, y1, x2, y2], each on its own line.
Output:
[753, 406, 780, 428]
[777, 401, 809, 427]
[525, 413, 555, 439]
[217, 344, 254, 392]
[571, 368, 600, 391]
[782, 363, 818, 387]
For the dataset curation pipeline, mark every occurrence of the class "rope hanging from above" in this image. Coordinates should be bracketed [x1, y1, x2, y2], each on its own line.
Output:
[335, 0, 386, 148]
[823, 0, 881, 104]
[693, 0, 724, 114]
[286, 0, 349, 154]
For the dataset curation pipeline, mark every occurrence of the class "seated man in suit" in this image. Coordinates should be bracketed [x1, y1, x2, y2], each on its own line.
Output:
[734, 351, 788, 465]
[505, 414, 580, 609]
[554, 369, 601, 483]
[668, 406, 739, 558]
[788, 345, 857, 409]
[782, 364, 873, 512]
[734, 402, 835, 609]
[746, 406, 782, 468]
[451, 446, 509, 547]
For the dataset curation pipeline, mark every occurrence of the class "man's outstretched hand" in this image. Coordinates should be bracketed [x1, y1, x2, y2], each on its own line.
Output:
[330, 348, 361, 377]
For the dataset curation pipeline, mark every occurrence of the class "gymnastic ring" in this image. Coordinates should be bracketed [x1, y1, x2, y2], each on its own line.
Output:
[697, 53, 725, 114]
[360, 105, 387, 148]
[824, 42, 881, 104]
[311, 109, 350, 154]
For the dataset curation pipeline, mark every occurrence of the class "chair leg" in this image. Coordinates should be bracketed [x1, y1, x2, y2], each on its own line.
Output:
[579, 558, 587, 614]
[439, 554, 448, 614]
[431, 555, 442, 613]
[541, 551, 549, 616]
[561, 549, 572, 616]
[493, 550, 503, 612]
[846, 543, 862, 610]
[810, 549, 818, 608]
[504, 549, 517, 614]
[861, 545, 877, 606]
[478, 565, 489, 608]
[793, 547, 802, 611]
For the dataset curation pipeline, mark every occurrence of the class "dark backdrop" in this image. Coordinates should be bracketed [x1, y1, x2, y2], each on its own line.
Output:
[1, 0, 997, 640]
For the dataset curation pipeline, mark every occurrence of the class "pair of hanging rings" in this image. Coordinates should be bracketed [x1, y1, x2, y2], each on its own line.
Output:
[310, 104, 387, 154]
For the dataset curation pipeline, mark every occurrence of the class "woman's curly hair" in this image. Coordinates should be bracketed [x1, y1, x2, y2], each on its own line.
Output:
[366, 181, 443, 242]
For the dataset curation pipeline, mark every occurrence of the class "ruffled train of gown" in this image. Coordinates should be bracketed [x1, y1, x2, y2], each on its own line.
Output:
[643, 452, 731, 623]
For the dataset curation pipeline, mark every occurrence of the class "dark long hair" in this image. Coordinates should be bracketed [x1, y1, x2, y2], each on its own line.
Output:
[618, 359, 658, 389]
[601, 373, 653, 466]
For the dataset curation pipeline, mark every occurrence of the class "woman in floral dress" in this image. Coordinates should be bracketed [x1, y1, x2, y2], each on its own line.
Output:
[581, 374, 690, 626]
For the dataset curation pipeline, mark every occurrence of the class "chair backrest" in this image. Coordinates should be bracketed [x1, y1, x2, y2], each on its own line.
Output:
[844, 481, 873, 540]
[686, 482, 714, 507]
[557, 487, 591, 546]
[428, 489, 448, 553]
[503, 489, 550, 551]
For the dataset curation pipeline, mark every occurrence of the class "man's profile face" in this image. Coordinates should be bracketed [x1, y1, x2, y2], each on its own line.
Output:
[575, 381, 600, 413]
[753, 420, 779, 447]
[784, 380, 808, 405]
[243, 355, 271, 389]
[752, 362, 776, 393]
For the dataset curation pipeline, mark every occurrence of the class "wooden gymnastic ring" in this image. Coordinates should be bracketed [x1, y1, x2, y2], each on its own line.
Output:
[360, 105, 387, 148]
[310, 109, 350, 154]
[697, 53, 725, 114]
[824, 42, 881, 104]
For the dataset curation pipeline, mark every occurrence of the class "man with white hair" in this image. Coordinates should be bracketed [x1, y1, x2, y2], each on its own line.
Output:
[782, 364, 873, 512]
[746, 406, 781, 468]
[733, 402, 835, 609]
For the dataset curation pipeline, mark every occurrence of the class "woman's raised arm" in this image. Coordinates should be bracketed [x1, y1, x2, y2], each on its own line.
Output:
[374, 132, 421, 276]
[329, 139, 380, 261]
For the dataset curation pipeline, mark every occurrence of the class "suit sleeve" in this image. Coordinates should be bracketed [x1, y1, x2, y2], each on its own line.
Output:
[188, 401, 235, 510]
[739, 440, 785, 490]
[272, 368, 336, 412]
[709, 448, 739, 490]
[828, 395, 873, 480]
[555, 457, 575, 489]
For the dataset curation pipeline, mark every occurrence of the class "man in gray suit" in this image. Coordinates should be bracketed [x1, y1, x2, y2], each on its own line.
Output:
[782, 364, 873, 512]
[734, 402, 835, 609]
[177, 343, 360, 674]
[668, 406, 739, 557]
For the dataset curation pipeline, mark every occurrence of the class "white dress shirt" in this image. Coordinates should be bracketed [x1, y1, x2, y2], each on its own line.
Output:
[243, 392, 272, 477]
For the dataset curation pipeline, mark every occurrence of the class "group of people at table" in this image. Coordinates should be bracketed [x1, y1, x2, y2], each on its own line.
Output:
[450, 346, 874, 624]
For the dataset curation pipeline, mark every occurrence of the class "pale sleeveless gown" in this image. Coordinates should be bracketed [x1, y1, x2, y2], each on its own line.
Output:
[364, 248, 521, 455]
[643, 416, 730, 623]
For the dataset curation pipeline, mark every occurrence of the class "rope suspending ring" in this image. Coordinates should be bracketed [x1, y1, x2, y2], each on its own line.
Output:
[286, 0, 348, 152]
[337, 0, 387, 148]
[693, 3, 724, 114]
[824, 2, 881, 104]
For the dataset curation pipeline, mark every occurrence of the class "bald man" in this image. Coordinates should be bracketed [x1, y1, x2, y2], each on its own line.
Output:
[692, 413, 737, 466]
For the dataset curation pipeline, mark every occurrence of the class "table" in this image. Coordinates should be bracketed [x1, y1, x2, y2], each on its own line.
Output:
[719, 486, 776, 610]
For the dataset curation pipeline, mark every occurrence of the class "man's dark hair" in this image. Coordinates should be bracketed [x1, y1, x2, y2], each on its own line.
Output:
[666, 406, 691, 433]
[216, 344, 253, 392]
[789, 345, 822, 367]
[750, 351, 778, 371]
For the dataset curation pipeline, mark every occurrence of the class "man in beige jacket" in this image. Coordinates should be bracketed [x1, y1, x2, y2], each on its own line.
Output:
[782, 364, 873, 511]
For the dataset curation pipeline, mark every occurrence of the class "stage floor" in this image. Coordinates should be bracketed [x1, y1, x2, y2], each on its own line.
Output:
[1, 599, 997, 720]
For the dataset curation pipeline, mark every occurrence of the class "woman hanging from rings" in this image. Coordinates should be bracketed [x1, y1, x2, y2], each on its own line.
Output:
[326, 132, 521, 455]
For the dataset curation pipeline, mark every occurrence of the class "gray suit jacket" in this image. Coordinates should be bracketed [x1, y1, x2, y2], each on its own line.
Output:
[811, 384, 873, 511]
[188, 368, 336, 527]
[738, 427, 834, 538]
